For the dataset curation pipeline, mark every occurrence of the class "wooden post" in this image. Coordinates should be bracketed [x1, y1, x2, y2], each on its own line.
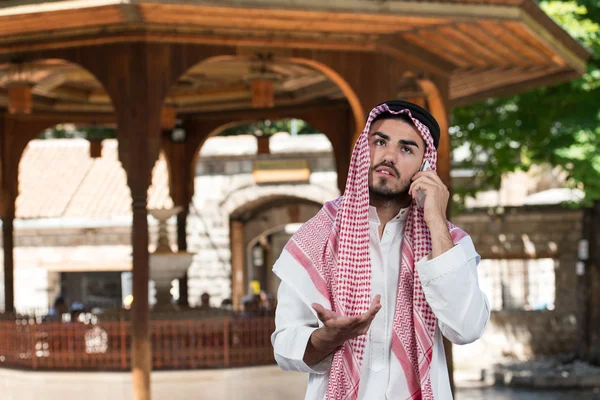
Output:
[230, 220, 245, 310]
[120, 316, 128, 370]
[176, 211, 189, 308]
[223, 318, 230, 367]
[419, 78, 451, 189]
[130, 193, 151, 400]
[420, 77, 456, 393]
[177, 211, 188, 252]
[89, 43, 172, 400]
[2, 205, 15, 313]
[161, 137, 193, 308]
[318, 108, 353, 194]
[0, 115, 23, 314]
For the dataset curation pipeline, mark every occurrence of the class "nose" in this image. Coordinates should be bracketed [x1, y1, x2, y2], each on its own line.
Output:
[381, 146, 398, 166]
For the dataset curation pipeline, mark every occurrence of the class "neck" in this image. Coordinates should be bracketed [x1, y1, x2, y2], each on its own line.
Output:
[369, 192, 411, 227]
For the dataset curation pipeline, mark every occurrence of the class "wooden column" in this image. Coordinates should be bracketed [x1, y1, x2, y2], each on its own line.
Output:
[131, 194, 153, 400]
[176, 210, 189, 307]
[23, 41, 238, 399]
[91, 43, 171, 400]
[162, 135, 196, 308]
[0, 116, 42, 313]
[177, 212, 188, 252]
[419, 78, 451, 189]
[316, 108, 353, 193]
[296, 51, 403, 142]
[2, 203, 14, 313]
[176, 211, 189, 307]
[420, 77, 455, 393]
[230, 219, 245, 310]
[162, 139, 193, 253]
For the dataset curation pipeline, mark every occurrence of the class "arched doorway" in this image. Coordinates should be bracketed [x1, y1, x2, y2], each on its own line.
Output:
[231, 195, 323, 307]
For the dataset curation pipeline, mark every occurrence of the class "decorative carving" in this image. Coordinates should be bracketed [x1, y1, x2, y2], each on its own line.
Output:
[8, 85, 32, 114]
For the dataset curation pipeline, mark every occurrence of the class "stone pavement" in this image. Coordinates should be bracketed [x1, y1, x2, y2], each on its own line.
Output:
[2, 366, 599, 400]
[456, 386, 600, 400]
[482, 357, 600, 390]
[455, 374, 600, 400]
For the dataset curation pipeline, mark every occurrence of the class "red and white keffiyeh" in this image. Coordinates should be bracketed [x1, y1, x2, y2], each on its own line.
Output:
[284, 103, 469, 400]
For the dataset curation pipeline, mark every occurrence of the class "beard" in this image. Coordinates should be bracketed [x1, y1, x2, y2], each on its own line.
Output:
[369, 179, 409, 197]
[368, 172, 411, 208]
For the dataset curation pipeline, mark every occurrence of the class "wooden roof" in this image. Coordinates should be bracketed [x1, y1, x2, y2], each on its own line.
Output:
[0, 0, 590, 112]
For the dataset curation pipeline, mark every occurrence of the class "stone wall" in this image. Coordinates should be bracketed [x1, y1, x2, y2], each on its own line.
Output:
[452, 206, 584, 369]
[171, 150, 338, 307]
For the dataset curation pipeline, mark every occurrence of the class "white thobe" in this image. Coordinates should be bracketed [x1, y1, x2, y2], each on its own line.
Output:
[271, 206, 490, 400]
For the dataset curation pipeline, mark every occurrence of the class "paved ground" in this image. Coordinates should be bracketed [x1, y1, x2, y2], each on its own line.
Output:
[455, 382, 600, 400]
[2, 366, 599, 400]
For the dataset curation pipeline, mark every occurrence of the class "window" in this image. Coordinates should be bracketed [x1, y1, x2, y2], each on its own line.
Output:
[478, 258, 556, 311]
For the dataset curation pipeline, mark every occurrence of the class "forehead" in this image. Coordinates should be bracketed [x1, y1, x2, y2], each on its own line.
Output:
[369, 118, 422, 140]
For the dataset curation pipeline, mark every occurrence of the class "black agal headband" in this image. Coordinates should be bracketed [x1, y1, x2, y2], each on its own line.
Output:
[374, 100, 441, 149]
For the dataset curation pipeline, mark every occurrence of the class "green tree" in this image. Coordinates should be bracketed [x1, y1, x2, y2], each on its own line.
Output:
[219, 119, 317, 136]
[40, 124, 115, 140]
[451, 0, 600, 207]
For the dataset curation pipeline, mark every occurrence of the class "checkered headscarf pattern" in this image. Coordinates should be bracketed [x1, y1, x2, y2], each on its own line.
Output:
[286, 103, 468, 400]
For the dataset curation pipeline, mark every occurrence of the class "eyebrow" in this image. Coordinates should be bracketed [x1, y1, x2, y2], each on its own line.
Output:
[372, 131, 420, 149]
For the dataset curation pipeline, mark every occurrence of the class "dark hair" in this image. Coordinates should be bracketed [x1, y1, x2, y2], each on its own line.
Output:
[371, 112, 415, 127]
[370, 112, 426, 149]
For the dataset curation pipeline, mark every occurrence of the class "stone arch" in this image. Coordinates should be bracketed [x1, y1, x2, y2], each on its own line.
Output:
[228, 194, 324, 305]
[222, 183, 338, 222]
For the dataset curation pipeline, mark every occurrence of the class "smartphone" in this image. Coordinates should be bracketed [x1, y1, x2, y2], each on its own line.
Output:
[416, 160, 431, 208]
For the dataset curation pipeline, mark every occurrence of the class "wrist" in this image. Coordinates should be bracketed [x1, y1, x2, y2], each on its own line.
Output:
[311, 327, 343, 353]
[425, 214, 448, 232]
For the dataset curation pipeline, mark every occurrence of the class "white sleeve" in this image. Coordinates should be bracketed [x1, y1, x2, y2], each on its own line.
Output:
[416, 236, 490, 345]
[271, 281, 333, 374]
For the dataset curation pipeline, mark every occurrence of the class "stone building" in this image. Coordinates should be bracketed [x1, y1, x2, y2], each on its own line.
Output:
[0, 132, 339, 311]
[1, 132, 593, 372]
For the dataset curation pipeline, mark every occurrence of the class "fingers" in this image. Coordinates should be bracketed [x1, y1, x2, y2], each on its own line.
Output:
[409, 174, 447, 198]
[358, 295, 382, 324]
[370, 294, 382, 312]
[412, 170, 440, 182]
[312, 303, 337, 323]
[313, 297, 382, 334]
[408, 176, 434, 198]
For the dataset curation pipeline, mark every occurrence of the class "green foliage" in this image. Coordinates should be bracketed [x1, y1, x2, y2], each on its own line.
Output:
[40, 124, 116, 140]
[451, 0, 600, 207]
[219, 119, 317, 136]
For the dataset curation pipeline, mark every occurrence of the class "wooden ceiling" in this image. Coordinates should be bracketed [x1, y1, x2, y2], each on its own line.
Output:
[0, 57, 347, 114]
[0, 0, 590, 113]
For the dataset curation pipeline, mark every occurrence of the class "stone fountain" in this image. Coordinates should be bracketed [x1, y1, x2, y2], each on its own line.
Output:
[148, 206, 194, 307]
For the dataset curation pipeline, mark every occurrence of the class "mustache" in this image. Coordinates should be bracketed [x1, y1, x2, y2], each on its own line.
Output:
[371, 161, 400, 177]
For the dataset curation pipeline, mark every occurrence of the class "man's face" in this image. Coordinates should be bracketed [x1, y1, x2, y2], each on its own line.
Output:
[368, 118, 425, 198]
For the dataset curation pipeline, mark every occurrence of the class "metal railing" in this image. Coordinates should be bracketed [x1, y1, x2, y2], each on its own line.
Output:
[0, 313, 275, 371]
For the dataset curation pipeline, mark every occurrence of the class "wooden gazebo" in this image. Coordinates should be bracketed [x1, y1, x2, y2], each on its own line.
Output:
[0, 0, 588, 398]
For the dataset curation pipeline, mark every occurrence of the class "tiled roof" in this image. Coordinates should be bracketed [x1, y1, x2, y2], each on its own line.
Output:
[198, 132, 332, 157]
[16, 139, 172, 220]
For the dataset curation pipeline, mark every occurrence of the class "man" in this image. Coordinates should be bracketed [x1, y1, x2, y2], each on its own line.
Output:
[199, 292, 211, 310]
[271, 100, 490, 400]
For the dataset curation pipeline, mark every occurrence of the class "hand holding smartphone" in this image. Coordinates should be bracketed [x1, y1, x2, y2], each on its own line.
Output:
[416, 160, 431, 209]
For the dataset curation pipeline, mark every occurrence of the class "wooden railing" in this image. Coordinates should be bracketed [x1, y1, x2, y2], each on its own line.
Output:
[0, 313, 275, 371]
